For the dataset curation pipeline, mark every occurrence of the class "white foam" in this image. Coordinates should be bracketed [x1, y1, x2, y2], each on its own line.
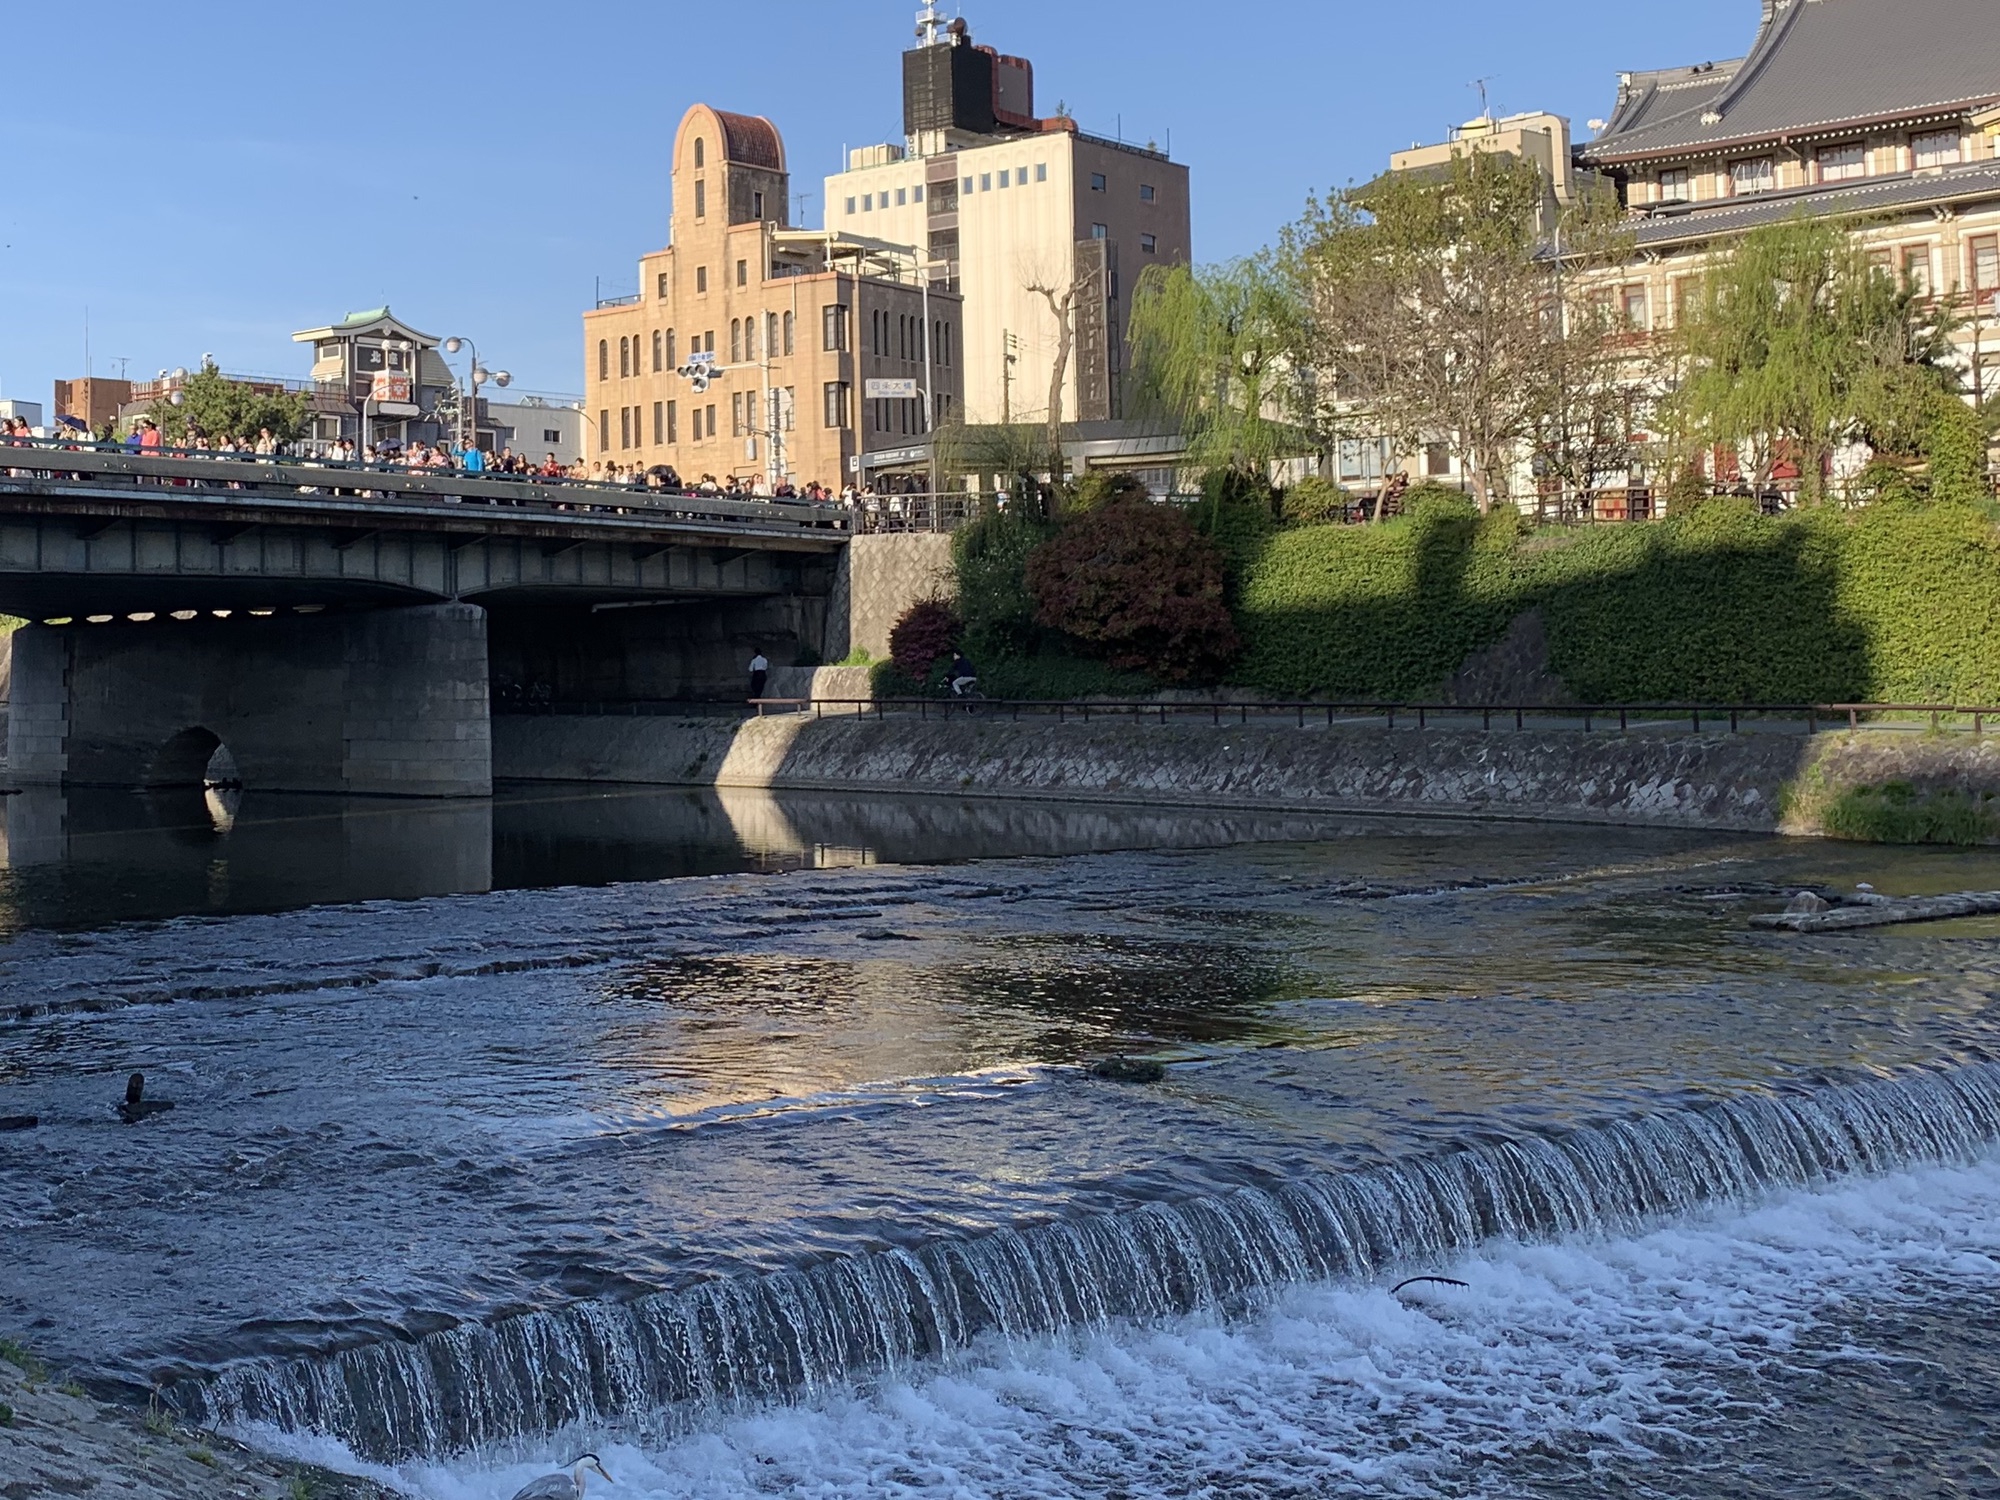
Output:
[255, 1149, 2000, 1498]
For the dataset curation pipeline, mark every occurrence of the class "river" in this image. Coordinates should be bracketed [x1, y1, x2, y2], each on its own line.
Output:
[3, 784, 1998, 1497]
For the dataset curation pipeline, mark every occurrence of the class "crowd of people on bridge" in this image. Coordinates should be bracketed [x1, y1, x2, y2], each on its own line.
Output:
[4, 417, 965, 528]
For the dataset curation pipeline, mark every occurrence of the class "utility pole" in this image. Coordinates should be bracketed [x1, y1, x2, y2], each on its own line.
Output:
[1001, 330, 1018, 424]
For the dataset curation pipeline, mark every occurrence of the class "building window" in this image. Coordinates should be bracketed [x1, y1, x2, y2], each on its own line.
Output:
[823, 380, 851, 429]
[1092, 223, 1108, 239]
[1903, 245, 1934, 296]
[1141, 233, 1158, 254]
[753, 190, 765, 220]
[619, 407, 631, 449]
[1140, 183, 1156, 202]
[963, 176, 974, 195]
[1914, 129, 1963, 169]
[652, 402, 663, 444]
[1425, 442, 1450, 477]
[730, 319, 742, 363]
[1729, 158, 1774, 195]
[731, 391, 744, 437]
[1090, 172, 1107, 192]
[1036, 163, 1047, 182]
[980, 173, 991, 191]
[863, 193, 873, 212]
[745, 316, 758, 361]
[597, 340, 609, 382]
[703, 329, 715, 353]
[705, 404, 716, 439]
[693, 138, 705, 169]
[694, 180, 706, 219]
[657, 272, 670, 300]
[544, 428, 562, 445]
[1817, 144, 1865, 183]
[823, 303, 849, 352]
[652, 330, 663, 372]
[696, 266, 708, 294]
[598, 409, 609, 452]
[783, 310, 795, 355]
[667, 329, 678, 369]
[666, 400, 678, 444]
[914, 184, 925, 203]
[845, 196, 857, 215]
[1971, 234, 2000, 309]
[1669, 275, 1700, 328]
[1658, 167, 1690, 203]
[996, 170, 1009, 190]
[1621, 285, 1650, 330]
[894, 187, 906, 206]
[766, 313, 780, 359]
[736, 259, 748, 287]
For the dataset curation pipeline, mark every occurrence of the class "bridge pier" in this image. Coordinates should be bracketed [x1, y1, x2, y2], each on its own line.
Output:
[7, 603, 492, 797]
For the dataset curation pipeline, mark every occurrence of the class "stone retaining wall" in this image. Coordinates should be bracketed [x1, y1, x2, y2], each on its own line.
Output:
[496, 713, 1825, 832]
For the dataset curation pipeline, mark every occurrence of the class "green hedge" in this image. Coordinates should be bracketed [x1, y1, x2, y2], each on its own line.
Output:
[1231, 499, 2000, 704]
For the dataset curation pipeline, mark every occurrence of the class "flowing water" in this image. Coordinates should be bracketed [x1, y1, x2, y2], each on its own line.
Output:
[4, 784, 2000, 1496]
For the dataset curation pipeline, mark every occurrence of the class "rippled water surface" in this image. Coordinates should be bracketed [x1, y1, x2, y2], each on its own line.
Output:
[4, 785, 1999, 1497]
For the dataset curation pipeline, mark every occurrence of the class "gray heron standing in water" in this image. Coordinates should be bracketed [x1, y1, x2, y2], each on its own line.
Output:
[510, 1453, 614, 1499]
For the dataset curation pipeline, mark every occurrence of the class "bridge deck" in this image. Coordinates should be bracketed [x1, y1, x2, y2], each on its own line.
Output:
[0, 447, 850, 553]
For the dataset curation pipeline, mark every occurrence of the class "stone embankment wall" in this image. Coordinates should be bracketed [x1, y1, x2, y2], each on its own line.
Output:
[826, 533, 955, 663]
[497, 713, 1830, 832]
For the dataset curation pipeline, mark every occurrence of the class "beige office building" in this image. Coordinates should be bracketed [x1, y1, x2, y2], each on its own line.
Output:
[583, 104, 963, 491]
[824, 9, 1192, 429]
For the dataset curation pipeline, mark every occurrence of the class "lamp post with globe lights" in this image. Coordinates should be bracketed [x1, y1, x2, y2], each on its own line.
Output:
[442, 336, 510, 454]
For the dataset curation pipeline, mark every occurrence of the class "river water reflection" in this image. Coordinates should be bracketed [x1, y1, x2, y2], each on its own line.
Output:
[4, 791, 2000, 1497]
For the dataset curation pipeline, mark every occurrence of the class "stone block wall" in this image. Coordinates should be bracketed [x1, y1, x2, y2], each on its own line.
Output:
[827, 533, 955, 664]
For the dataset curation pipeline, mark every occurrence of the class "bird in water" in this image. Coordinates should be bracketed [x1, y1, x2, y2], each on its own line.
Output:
[115, 1072, 175, 1124]
[510, 1453, 614, 1499]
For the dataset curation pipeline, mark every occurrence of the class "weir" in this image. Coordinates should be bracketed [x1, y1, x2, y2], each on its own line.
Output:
[176, 1060, 2000, 1462]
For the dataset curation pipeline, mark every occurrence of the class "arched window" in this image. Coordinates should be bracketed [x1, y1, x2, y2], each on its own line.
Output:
[693, 138, 705, 169]
[730, 319, 742, 363]
[782, 310, 794, 355]
[652, 330, 662, 372]
[744, 317, 757, 362]
[666, 329, 677, 370]
[598, 340, 609, 382]
[767, 313, 779, 358]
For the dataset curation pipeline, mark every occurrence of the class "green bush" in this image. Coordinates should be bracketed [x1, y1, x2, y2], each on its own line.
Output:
[1230, 499, 2000, 703]
[1821, 781, 2000, 846]
[952, 508, 1057, 658]
[1069, 471, 1152, 512]
[1925, 395, 1991, 506]
[1280, 475, 1348, 527]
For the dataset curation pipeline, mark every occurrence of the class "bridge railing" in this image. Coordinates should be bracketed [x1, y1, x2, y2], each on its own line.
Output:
[0, 439, 855, 535]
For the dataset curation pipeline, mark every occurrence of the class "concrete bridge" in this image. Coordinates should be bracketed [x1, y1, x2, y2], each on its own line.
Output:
[0, 448, 936, 796]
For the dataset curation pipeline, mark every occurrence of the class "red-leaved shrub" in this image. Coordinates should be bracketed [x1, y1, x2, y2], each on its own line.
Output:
[888, 597, 963, 681]
[1024, 500, 1240, 682]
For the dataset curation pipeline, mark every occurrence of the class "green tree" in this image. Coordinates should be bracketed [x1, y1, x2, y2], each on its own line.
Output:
[1285, 152, 1619, 515]
[144, 360, 308, 445]
[1666, 216, 1960, 504]
[1127, 255, 1310, 485]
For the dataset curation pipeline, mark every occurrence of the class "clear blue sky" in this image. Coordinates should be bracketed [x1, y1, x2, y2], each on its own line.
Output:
[0, 0, 1755, 407]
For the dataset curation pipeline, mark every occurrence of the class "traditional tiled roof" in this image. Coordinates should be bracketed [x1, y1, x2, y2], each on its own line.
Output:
[1580, 0, 2000, 165]
[1627, 158, 2000, 249]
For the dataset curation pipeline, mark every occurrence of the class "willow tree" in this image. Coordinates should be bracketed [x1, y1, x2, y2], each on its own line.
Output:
[1127, 254, 1308, 486]
[1667, 215, 1961, 502]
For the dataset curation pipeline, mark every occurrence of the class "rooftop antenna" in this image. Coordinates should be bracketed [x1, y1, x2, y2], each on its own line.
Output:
[915, 1, 945, 46]
[1471, 76, 1496, 123]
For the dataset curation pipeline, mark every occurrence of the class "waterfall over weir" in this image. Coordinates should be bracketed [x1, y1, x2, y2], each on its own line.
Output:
[180, 1062, 2000, 1462]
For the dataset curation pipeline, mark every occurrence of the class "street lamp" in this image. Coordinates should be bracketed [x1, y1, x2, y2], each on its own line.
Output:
[444, 336, 511, 453]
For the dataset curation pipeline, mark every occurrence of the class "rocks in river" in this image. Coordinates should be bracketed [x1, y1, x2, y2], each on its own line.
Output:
[0, 1115, 39, 1132]
[1088, 1056, 1168, 1084]
[857, 929, 916, 942]
[1785, 891, 1832, 916]
[115, 1072, 175, 1124]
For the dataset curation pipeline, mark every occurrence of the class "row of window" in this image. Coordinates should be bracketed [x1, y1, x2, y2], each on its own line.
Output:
[846, 183, 927, 215]
[597, 306, 844, 383]
[1655, 129, 1969, 203]
[1597, 233, 2000, 331]
[598, 381, 863, 453]
[866, 310, 956, 365]
[845, 165, 1162, 212]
